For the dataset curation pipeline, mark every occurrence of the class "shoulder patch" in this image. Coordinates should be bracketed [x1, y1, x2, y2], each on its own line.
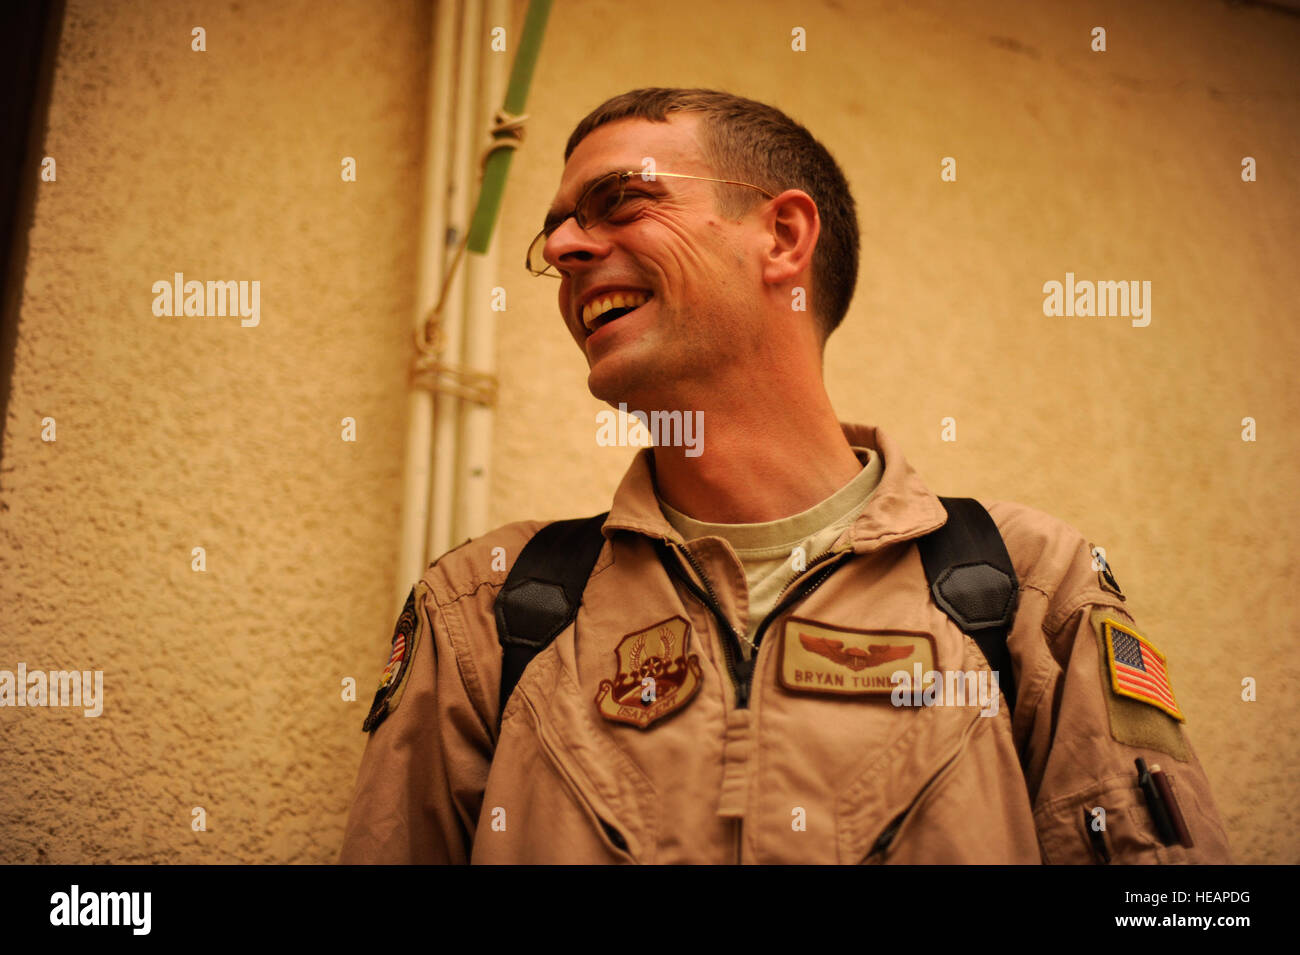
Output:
[1089, 608, 1189, 761]
[1099, 614, 1183, 720]
[362, 585, 424, 733]
[1089, 543, 1124, 600]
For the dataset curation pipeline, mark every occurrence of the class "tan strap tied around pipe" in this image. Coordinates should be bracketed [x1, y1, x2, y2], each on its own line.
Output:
[409, 108, 530, 406]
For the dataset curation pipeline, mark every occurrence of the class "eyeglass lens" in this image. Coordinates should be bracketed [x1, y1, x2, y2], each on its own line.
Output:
[528, 172, 627, 274]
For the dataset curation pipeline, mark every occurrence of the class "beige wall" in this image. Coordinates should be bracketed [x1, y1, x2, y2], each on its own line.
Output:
[1, 0, 1295, 863]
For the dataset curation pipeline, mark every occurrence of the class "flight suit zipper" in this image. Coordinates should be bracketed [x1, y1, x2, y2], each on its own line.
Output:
[654, 539, 849, 709]
[653, 538, 852, 865]
[772, 545, 842, 601]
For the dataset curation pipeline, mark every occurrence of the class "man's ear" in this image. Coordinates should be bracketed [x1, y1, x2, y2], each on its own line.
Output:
[760, 189, 819, 288]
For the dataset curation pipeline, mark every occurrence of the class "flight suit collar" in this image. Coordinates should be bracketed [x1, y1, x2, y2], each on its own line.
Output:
[601, 422, 948, 555]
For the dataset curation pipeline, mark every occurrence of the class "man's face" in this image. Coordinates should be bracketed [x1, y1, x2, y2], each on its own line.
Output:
[541, 113, 765, 408]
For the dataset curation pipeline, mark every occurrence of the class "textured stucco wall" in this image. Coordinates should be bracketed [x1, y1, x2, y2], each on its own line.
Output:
[2, 0, 1296, 864]
[0, 0, 430, 863]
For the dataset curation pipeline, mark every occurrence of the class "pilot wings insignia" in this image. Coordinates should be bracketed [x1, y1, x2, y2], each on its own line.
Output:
[799, 633, 914, 671]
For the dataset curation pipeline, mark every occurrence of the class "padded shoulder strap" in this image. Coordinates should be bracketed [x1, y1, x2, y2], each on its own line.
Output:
[493, 512, 609, 720]
[916, 497, 1020, 713]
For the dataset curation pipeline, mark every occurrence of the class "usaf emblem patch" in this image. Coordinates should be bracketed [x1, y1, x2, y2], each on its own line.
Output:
[362, 585, 423, 733]
[594, 616, 702, 729]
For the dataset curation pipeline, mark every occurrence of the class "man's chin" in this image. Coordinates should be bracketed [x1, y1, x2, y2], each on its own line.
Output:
[585, 357, 642, 407]
[587, 378, 659, 415]
[585, 338, 693, 409]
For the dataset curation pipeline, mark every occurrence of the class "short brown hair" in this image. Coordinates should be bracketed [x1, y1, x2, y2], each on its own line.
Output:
[564, 88, 860, 341]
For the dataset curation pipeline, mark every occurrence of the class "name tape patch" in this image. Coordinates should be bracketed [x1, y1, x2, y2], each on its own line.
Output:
[780, 617, 937, 696]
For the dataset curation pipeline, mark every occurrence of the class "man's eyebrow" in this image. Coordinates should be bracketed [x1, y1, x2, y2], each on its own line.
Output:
[542, 168, 631, 233]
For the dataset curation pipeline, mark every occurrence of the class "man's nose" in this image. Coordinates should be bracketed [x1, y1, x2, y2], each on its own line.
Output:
[544, 217, 611, 274]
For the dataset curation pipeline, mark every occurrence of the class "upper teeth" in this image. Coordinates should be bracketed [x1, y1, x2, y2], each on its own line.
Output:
[582, 290, 651, 330]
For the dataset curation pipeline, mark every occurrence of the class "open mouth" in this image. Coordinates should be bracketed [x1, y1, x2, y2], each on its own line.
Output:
[582, 290, 653, 335]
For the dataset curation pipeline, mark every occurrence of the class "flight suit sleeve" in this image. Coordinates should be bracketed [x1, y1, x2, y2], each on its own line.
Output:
[338, 579, 495, 864]
[1011, 536, 1234, 864]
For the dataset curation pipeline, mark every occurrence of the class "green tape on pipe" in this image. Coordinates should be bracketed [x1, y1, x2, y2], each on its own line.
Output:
[467, 0, 553, 254]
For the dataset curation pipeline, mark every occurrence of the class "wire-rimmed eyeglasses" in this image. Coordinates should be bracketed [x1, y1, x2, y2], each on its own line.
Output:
[526, 170, 777, 277]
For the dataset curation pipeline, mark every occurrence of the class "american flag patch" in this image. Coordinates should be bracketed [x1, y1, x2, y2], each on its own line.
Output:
[380, 632, 406, 687]
[1102, 618, 1184, 721]
[363, 586, 422, 733]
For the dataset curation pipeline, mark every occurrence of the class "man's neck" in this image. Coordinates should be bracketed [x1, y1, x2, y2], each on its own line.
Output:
[648, 387, 863, 525]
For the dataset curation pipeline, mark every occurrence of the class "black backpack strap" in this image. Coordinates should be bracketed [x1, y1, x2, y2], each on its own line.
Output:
[916, 497, 1020, 714]
[493, 512, 609, 720]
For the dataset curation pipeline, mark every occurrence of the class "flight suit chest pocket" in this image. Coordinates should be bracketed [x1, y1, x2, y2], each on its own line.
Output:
[836, 707, 985, 864]
[509, 649, 660, 863]
[531, 713, 639, 863]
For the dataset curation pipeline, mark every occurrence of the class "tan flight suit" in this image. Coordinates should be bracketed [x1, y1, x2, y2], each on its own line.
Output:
[339, 423, 1234, 864]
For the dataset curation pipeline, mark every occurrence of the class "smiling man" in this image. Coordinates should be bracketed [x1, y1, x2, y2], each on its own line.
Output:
[339, 88, 1233, 864]
[545, 107, 863, 527]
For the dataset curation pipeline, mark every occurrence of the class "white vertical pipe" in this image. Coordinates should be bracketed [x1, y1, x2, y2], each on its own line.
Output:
[426, 0, 482, 561]
[397, 0, 459, 612]
[457, 0, 509, 543]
